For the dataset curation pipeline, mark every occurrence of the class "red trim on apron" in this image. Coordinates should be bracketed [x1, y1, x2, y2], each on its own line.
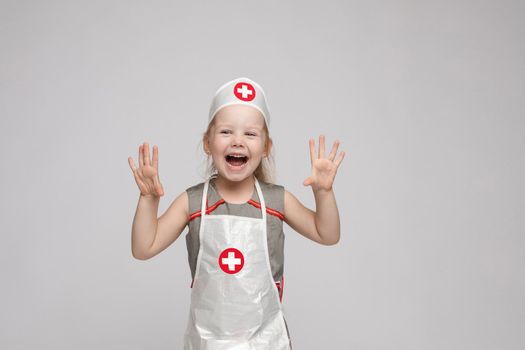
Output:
[188, 199, 285, 221]
[248, 199, 285, 220]
[275, 275, 284, 302]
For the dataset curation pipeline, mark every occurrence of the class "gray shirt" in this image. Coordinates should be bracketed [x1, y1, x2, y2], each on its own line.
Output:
[184, 176, 286, 283]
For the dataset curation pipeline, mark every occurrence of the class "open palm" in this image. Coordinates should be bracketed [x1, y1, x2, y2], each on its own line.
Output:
[303, 135, 345, 192]
[128, 142, 165, 197]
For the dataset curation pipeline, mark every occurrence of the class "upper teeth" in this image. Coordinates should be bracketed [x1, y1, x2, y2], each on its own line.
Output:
[229, 155, 245, 157]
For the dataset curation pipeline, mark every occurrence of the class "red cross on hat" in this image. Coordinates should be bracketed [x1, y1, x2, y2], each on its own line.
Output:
[233, 82, 256, 102]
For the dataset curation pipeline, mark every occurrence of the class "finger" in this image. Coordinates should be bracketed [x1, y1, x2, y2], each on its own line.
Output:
[129, 158, 149, 192]
[319, 135, 325, 159]
[136, 177, 148, 193]
[334, 151, 346, 167]
[328, 140, 340, 161]
[129, 158, 146, 181]
[152, 145, 159, 169]
[303, 177, 313, 186]
[144, 142, 151, 166]
[138, 144, 144, 167]
[308, 138, 316, 166]
[128, 157, 138, 173]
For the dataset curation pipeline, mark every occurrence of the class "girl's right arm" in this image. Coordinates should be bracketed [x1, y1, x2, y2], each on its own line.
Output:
[128, 142, 189, 260]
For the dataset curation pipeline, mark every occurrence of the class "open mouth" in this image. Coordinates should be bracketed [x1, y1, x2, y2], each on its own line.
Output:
[225, 154, 249, 167]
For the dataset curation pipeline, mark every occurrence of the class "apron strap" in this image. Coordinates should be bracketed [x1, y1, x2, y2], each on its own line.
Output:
[254, 176, 267, 221]
[200, 178, 210, 219]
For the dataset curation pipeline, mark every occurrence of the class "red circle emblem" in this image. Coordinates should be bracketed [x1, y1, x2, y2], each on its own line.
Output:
[218, 248, 245, 274]
[233, 82, 256, 102]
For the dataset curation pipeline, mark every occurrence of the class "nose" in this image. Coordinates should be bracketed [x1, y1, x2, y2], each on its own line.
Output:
[231, 132, 245, 147]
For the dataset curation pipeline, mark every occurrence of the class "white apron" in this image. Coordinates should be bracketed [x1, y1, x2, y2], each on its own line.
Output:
[183, 176, 292, 350]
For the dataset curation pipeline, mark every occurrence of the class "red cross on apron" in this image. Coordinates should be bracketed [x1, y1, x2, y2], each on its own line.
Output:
[218, 248, 244, 274]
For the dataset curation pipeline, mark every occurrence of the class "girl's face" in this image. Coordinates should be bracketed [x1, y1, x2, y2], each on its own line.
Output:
[205, 104, 269, 182]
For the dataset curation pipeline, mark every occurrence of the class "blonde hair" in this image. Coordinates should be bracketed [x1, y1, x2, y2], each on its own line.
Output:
[201, 119, 276, 184]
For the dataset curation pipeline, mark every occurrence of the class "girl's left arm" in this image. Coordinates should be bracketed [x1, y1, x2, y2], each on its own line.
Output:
[284, 135, 346, 246]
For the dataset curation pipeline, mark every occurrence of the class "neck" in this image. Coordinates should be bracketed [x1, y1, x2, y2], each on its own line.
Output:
[213, 174, 255, 201]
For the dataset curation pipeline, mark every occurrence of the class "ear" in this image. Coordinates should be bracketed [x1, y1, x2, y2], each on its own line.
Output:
[203, 135, 211, 155]
[264, 137, 273, 157]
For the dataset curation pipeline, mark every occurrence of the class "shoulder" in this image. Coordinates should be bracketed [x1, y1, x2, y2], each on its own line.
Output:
[185, 181, 206, 214]
[258, 180, 284, 192]
[185, 181, 205, 194]
[258, 180, 285, 213]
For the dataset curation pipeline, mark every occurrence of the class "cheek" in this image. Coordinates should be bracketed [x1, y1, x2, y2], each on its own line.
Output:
[254, 140, 266, 153]
[209, 138, 227, 151]
[248, 136, 264, 146]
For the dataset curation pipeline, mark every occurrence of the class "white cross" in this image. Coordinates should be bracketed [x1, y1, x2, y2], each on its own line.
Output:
[236, 84, 253, 99]
[222, 251, 242, 271]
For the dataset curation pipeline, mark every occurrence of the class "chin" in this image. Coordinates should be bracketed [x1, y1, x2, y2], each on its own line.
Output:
[216, 167, 253, 182]
[220, 172, 251, 181]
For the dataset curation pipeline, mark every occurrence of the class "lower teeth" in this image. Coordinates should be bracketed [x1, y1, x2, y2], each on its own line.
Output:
[228, 161, 244, 166]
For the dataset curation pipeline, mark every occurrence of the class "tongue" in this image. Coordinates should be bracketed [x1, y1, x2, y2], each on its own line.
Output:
[228, 157, 245, 166]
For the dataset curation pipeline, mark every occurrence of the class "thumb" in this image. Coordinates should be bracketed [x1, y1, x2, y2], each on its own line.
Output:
[157, 183, 164, 197]
[153, 175, 164, 196]
[303, 177, 313, 186]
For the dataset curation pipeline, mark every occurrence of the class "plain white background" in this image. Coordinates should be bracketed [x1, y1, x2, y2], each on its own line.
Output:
[1, 0, 524, 349]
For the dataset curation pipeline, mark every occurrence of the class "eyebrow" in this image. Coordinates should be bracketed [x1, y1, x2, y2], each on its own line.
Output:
[216, 124, 263, 131]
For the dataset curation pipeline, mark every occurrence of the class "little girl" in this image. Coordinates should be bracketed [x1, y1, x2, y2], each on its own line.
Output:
[128, 77, 345, 350]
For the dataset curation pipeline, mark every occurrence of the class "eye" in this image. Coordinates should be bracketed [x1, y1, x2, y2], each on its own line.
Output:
[220, 130, 231, 134]
[246, 132, 257, 136]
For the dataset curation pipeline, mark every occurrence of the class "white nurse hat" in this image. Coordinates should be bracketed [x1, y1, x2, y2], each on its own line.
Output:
[208, 77, 271, 129]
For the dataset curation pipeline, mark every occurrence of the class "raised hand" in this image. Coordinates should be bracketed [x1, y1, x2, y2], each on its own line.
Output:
[303, 135, 345, 192]
[128, 142, 165, 197]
